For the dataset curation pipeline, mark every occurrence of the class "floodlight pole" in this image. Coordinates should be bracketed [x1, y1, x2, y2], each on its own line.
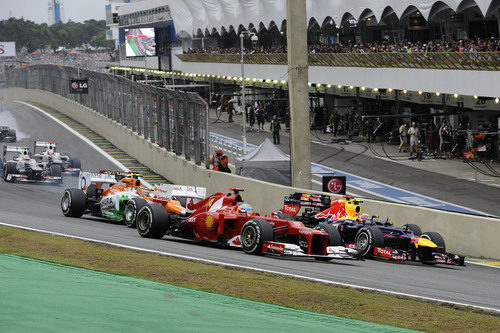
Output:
[240, 33, 247, 154]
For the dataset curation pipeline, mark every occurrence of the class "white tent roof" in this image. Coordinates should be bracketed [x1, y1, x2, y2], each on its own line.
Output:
[165, 0, 496, 36]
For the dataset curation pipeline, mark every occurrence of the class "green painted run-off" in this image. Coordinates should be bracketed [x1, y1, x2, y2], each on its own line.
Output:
[0, 253, 417, 332]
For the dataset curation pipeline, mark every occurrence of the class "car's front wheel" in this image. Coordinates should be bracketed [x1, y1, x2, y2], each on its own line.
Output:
[124, 198, 148, 228]
[240, 219, 274, 255]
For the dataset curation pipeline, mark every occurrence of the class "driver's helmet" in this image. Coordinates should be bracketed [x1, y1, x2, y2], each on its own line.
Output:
[237, 203, 253, 216]
[46, 147, 55, 154]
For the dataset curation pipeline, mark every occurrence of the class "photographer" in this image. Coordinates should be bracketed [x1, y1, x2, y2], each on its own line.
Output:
[209, 149, 224, 170]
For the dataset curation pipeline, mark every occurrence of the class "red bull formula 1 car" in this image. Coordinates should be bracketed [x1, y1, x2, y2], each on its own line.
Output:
[134, 188, 361, 261]
[278, 193, 465, 266]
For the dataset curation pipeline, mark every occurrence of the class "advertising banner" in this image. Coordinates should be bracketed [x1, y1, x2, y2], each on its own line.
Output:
[322, 176, 347, 195]
[0, 42, 16, 57]
[69, 79, 89, 94]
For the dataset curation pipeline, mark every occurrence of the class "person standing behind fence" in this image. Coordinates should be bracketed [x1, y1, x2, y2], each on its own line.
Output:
[398, 123, 408, 152]
[408, 122, 420, 156]
[271, 115, 281, 144]
[249, 106, 255, 129]
[257, 107, 265, 130]
[214, 155, 231, 173]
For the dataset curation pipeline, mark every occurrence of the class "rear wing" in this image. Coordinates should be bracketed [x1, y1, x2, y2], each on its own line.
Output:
[79, 171, 118, 190]
[283, 192, 331, 217]
[3, 145, 31, 161]
[34, 141, 57, 154]
[154, 184, 206, 200]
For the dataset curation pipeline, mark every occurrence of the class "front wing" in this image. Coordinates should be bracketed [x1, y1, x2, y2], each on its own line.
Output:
[372, 246, 465, 266]
[262, 241, 362, 260]
[63, 167, 80, 175]
[5, 173, 62, 184]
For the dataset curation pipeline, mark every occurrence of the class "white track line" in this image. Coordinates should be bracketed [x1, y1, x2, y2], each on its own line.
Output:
[0, 221, 497, 314]
[15, 101, 152, 188]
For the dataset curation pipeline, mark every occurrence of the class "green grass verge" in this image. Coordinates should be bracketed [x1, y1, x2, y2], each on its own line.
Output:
[0, 225, 498, 332]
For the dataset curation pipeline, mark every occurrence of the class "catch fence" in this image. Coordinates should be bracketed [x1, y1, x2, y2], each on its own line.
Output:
[6, 65, 209, 167]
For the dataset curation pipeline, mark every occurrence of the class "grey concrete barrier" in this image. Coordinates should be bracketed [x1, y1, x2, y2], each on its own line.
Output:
[2, 87, 499, 259]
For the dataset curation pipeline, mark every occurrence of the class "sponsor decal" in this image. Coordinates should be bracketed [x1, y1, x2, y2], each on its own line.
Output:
[81, 176, 87, 190]
[283, 203, 300, 216]
[298, 228, 312, 236]
[69, 79, 89, 94]
[265, 242, 285, 254]
[375, 247, 393, 257]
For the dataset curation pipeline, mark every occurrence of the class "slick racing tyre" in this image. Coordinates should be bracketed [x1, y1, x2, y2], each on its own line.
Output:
[314, 223, 342, 261]
[240, 219, 274, 255]
[124, 198, 148, 228]
[355, 226, 384, 258]
[61, 188, 87, 218]
[50, 164, 62, 183]
[421, 231, 446, 253]
[136, 203, 170, 239]
[3, 162, 16, 182]
[69, 157, 81, 169]
[402, 224, 422, 236]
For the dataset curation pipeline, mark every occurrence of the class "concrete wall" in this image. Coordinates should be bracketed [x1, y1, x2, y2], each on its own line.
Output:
[2, 87, 499, 259]
[171, 50, 498, 98]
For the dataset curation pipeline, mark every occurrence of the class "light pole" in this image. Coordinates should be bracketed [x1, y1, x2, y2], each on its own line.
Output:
[239, 30, 258, 154]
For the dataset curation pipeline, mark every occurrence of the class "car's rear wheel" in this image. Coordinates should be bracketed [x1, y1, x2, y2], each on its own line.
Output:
[136, 203, 169, 239]
[314, 223, 342, 261]
[240, 219, 274, 255]
[355, 226, 385, 258]
[124, 198, 148, 228]
[403, 223, 422, 236]
[61, 188, 87, 218]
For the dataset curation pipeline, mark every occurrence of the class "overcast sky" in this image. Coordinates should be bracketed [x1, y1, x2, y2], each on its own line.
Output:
[1, 0, 106, 24]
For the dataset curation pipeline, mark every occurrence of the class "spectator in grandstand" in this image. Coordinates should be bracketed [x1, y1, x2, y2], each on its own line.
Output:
[408, 122, 420, 156]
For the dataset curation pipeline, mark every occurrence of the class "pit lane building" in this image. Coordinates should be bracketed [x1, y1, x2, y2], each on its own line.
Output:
[106, 0, 500, 151]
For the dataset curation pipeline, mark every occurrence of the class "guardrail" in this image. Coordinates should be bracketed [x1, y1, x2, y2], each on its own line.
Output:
[177, 52, 500, 71]
[3, 87, 498, 259]
[6, 65, 210, 166]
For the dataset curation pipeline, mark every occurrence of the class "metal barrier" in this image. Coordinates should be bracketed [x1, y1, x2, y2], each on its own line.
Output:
[177, 52, 500, 71]
[6, 65, 210, 167]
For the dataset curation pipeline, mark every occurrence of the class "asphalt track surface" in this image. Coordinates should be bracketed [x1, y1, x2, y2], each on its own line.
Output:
[210, 120, 500, 216]
[0, 102, 499, 312]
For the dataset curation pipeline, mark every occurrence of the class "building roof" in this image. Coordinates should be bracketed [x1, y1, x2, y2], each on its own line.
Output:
[165, 0, 497, 36]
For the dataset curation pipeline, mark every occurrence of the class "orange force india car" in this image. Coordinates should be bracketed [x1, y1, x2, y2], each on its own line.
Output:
[279, 193, 465, 266]
[133, 188, 361, 260]
[61, 170, 206, 226]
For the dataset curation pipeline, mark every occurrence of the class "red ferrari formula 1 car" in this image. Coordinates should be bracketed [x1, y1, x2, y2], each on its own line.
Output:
[278, 193, 465, 266]
[135, 189, 361, 261]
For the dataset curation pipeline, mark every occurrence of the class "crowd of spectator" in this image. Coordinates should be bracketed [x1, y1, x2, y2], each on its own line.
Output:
[10, 49, 114, 72]
[185, 38, 500, 55]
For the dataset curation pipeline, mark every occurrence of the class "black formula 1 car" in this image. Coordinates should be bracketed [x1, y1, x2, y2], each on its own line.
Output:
[1, 145, 62, 184]
[33, 141, 81, 175]
[277, 193, 465, 266]
[0, 126, 16, 142]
